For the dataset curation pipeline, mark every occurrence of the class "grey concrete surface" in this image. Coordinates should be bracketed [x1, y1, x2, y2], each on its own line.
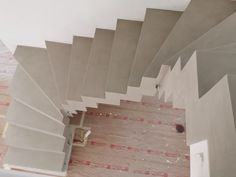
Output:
[5, 124, 65, 152]
[106, 19, 142, 94]
[14, 46, 62, 110]
[46, 41, 71, 104]
[190, 75, 236, 177]
[67, 36, 93, 101]
[202, 42, 236, 53]
[165, 12, 236, 70]
[6, 99, 65, 136]
[82, 29, 114, 98]
[4, 147, 65, 172]
[128, 9, 182, 87]
[144, 0, 236, 78]
[9, 66, 63, 121]
[196, 50, 236, 97]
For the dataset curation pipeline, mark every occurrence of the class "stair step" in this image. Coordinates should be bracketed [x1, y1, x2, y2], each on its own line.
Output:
[165, 12, 236, 70]
[106, 19, 142, 95]
[67, 36, 93, 111]
[4, 147, 65, 173]
[10, 66, 63, 121]
[128, 9, 182, 88]
[82, 29, 114, 104]
[145, 0, 236, 79]
[5, 124, 65, 152]
[196, 50, 236, 98]
[6, 99, 65, 136]
[14, 46, 62, 109]
[45, 41, 71, 105]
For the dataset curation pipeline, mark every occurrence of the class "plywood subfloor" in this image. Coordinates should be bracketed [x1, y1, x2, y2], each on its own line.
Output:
[0, 47, 16, 167]
[69, 96, 190, 177]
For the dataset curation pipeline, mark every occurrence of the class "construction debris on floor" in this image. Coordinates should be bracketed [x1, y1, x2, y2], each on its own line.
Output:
[69, 96, 190, 177]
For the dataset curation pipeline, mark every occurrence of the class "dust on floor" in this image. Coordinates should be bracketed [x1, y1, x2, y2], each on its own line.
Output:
[69, 96, 190, 177]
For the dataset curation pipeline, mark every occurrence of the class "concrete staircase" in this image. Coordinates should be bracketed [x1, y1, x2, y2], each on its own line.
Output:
[3, 0, 236, 176]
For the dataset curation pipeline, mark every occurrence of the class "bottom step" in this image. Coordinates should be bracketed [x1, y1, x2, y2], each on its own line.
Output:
[4, 147, 66, 175]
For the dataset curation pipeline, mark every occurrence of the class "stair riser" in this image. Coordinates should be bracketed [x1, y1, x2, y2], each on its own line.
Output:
[5, 124, 66, 152]
[6, 100, 65, 136]
[4, 147, 65, 173]
[10, 66, 64, 121]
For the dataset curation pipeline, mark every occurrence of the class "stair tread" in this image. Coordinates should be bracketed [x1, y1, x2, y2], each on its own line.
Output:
[67, 36, 93, 102]
[6, 99, 65, 135]
[195, 50, 236, 97]
[14, 46, 61, 109]
[144, 0, 236, 78]
[165, 12, 236, 70]
[5, 124, 65, 152]
[4, 147, 65, 172]
[128, 9, 182, 87]
[82, 29, 114, 98]
[46, 41, 71, 104]
[106, 19, 142, 94]
[10, 66, 63, 121]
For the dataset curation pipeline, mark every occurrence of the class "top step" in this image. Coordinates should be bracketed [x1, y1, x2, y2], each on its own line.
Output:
[144, 0, 236, 79]
[106, 19, 142, 94]
[82, 29, 114, 99]
[128, 9, 182, 87]
[46, 41, 71, 104]
[67, 36, 93, 102]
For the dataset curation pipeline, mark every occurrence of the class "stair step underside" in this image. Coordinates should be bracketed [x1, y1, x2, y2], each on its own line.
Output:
[196, 50, 236, 98]
[6, 99, 65, 136]
[207, 42, 236, 53]
[165, 12, 236, 70]
[153, 11, 236, 99]
[144, 0, 236, 79]
[9, 65, 63, 121]
[13, 46, 62, 110]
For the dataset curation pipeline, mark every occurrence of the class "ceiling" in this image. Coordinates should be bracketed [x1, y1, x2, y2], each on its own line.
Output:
[0, 0, 190, 52]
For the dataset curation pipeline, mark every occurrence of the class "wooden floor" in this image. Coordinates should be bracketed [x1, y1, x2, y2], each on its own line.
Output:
[69, 96, 190, 177]
[0, 48, 16, 167]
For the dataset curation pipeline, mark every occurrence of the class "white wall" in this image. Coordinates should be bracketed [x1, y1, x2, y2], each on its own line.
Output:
[0, 0, 189, 52]
[190, 140, 210, 177]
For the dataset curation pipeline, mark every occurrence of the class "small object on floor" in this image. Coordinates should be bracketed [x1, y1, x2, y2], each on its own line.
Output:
[176, 124, 185, 133]
[73, 127, 91, 147]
